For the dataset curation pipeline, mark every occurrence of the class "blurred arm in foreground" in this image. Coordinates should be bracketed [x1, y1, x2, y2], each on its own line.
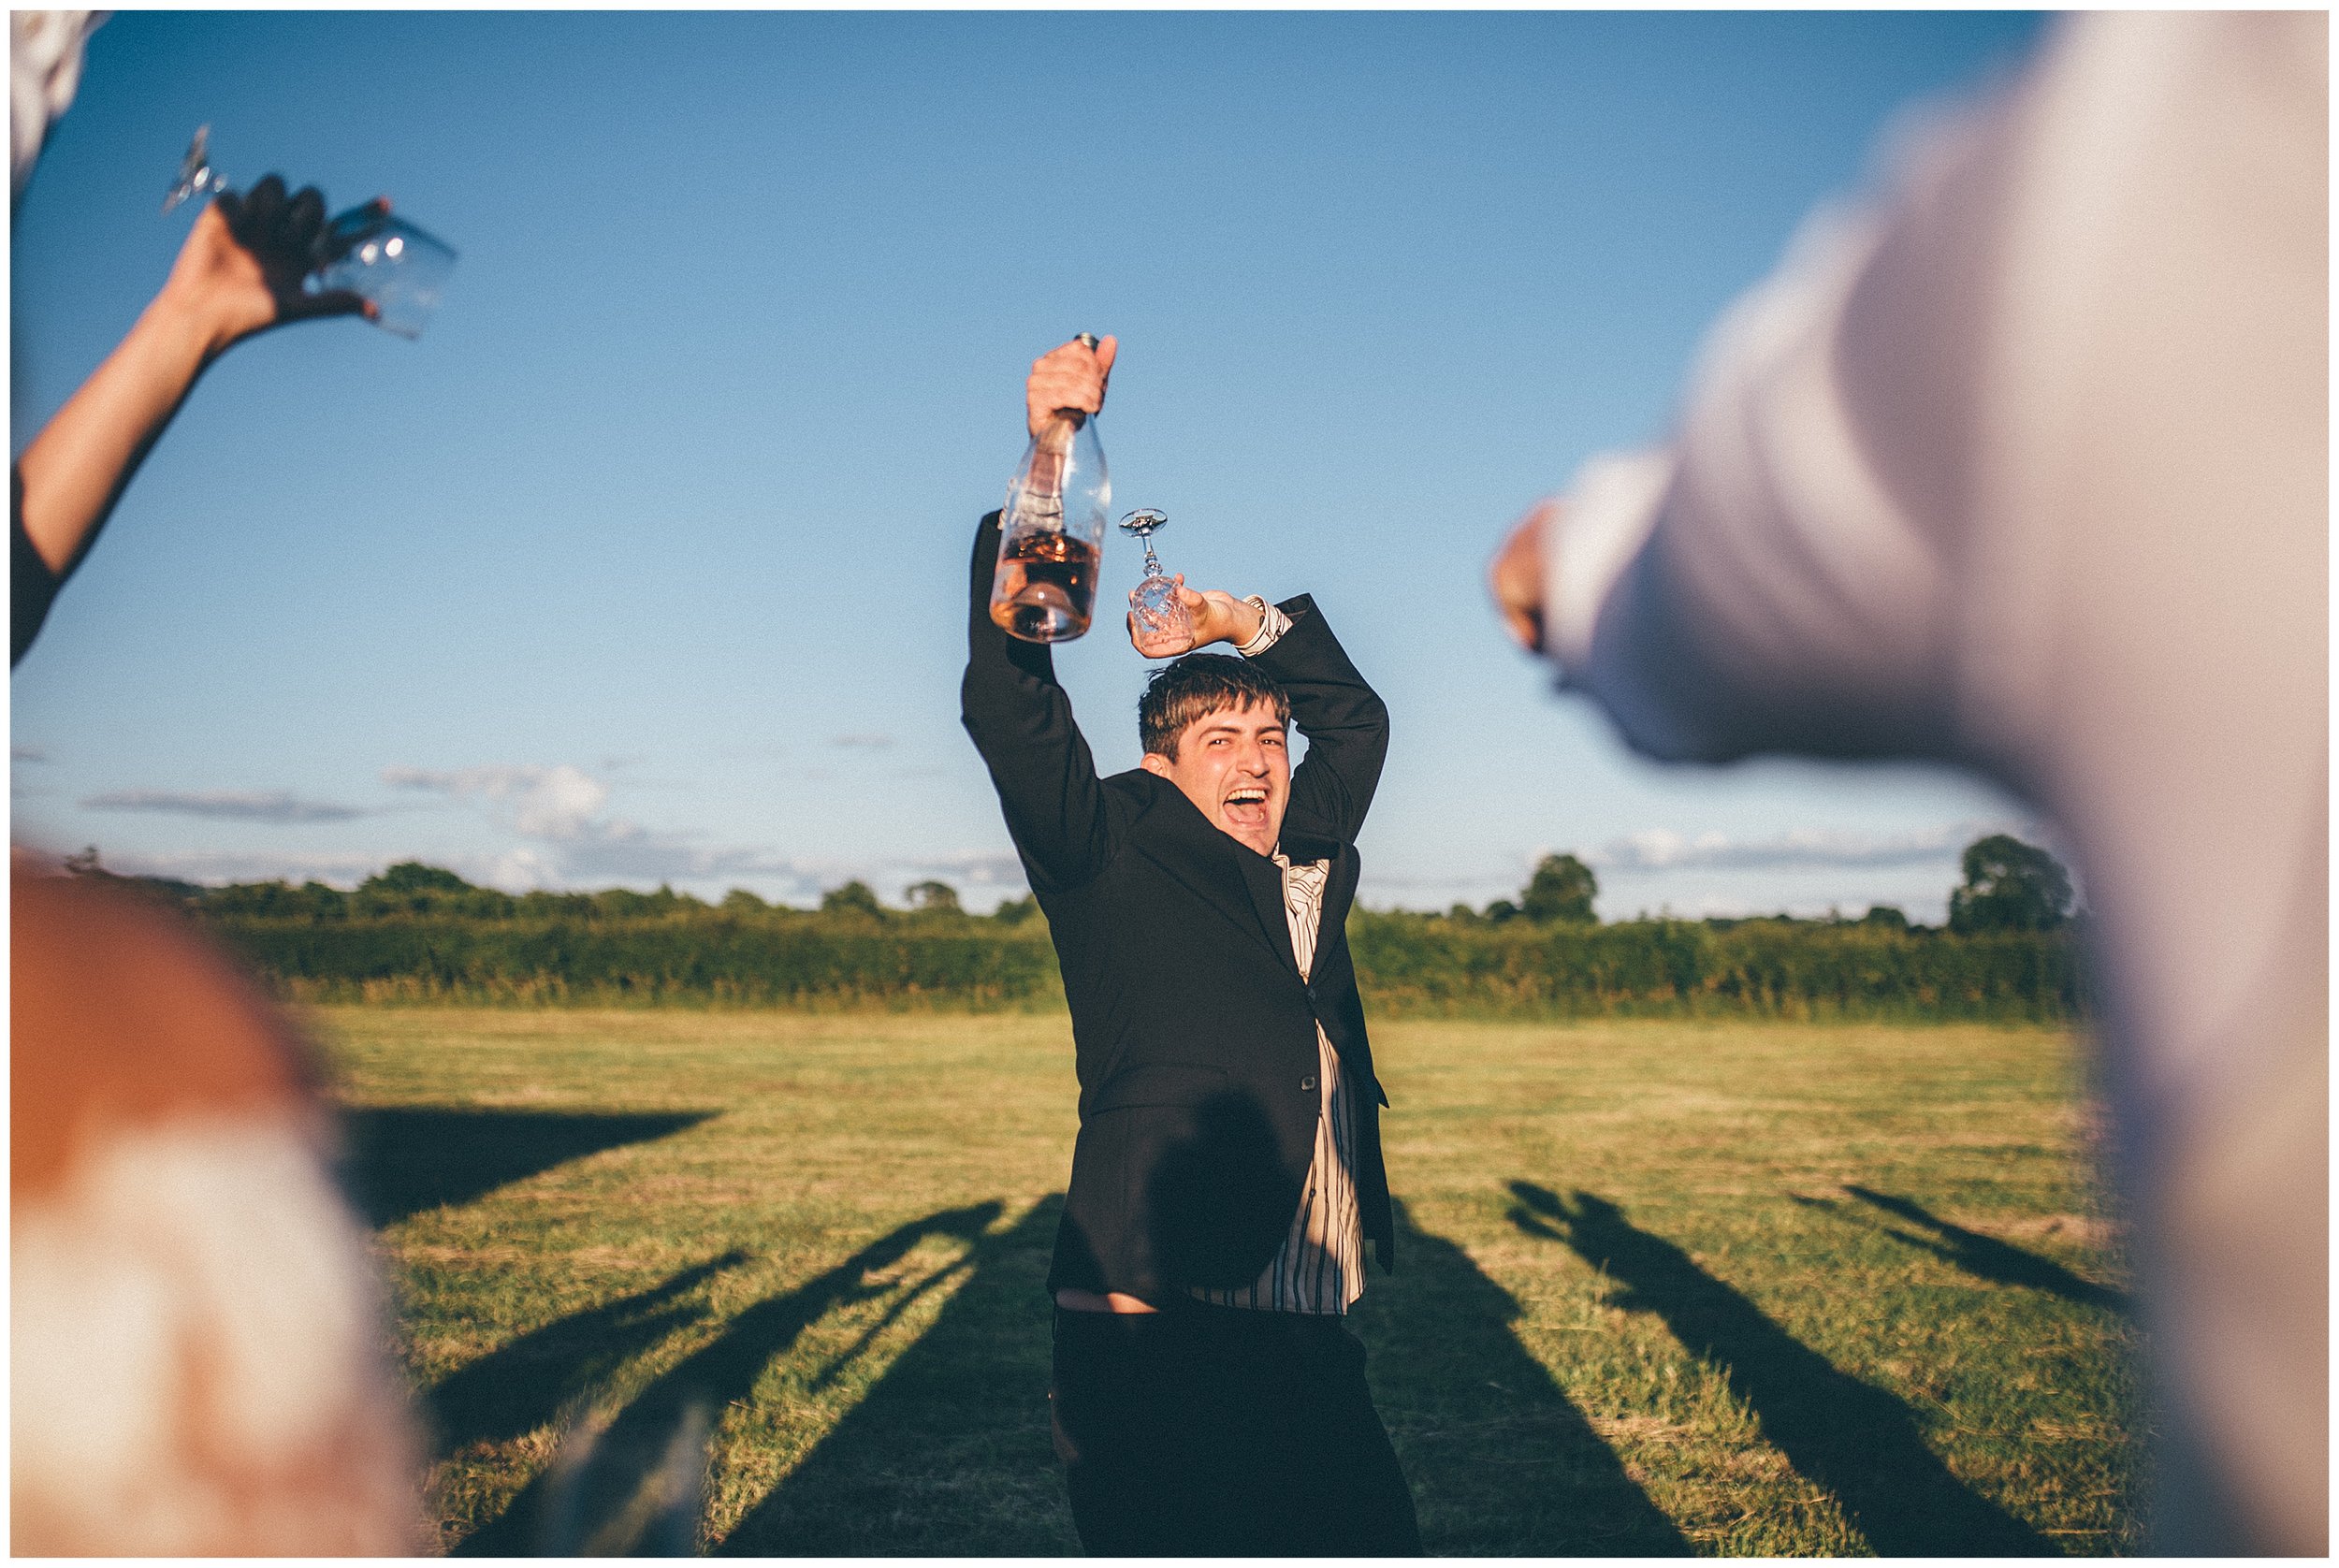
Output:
[1491, 13, 2325, 1553]
[12, 176, 370, 665]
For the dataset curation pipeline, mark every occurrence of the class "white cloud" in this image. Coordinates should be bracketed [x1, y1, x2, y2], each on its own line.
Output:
[1589, 820, 2014, 874]
[80, 788, 370, 823]
[87, 847, 390, 887]
[1606, 889, 1900, 922]
[106, 758, 1031, 905]
[889, 849, 1025, 886]
[553, 835, 803, 885]
[384, 763, 610, 840]
[385, 761, 707, 882]
[13, 745, 48, 763]
[373, 759, 1010, 901]
[646, 848, 1030, 906]
[477, 846, 564, 892]
[1358, 819, 2049, 919]
[829, 733, 896, 750]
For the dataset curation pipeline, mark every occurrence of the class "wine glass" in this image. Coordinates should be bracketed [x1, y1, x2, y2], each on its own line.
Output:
[309, 203, 457, 341]
[164, 125, 458, 341]
[161, 124, 229, 211]
[1121, 509, 1194, 657]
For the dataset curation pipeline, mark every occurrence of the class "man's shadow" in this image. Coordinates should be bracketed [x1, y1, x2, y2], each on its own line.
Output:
[729, 1191, 1689, 1555]
[450, 1200, 1005, 1556]
[1507, 1182, 2055, 1556]
[426, 1250, 753, 1454]
[1834, 1185, 2130, 1315]
[717, 1196, 1074, 1555]
[339, 1105, 718, 1227]
[1355, 1198, 1692, 1554]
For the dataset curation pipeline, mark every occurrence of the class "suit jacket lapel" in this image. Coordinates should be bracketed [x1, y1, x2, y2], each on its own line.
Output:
[1237, 849, 1300, 980]
[1270, 829, 1358, 980]
[1126, 772, 1300, 975]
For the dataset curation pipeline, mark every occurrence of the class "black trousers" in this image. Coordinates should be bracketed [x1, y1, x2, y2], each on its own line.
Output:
[1049, 1301, 1422, 1556]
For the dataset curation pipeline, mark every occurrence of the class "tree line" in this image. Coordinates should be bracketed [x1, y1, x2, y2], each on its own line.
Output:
[80, 834, 2082, 1020]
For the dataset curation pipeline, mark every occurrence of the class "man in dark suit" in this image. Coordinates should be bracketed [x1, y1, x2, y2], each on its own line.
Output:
[961, 336, 1419, 1555]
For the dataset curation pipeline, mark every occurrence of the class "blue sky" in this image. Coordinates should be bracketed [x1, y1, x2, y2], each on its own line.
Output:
[11, 9, 2053, 920]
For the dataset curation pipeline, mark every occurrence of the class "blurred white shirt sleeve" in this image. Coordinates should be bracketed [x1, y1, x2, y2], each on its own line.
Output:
[10, 11, 102, 205]
[1537, 12, 2326, 1554]
[1542, 147, 1980, 766]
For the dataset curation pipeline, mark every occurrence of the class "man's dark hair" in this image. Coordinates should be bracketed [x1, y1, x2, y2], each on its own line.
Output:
[1139, 654, 1291, 760]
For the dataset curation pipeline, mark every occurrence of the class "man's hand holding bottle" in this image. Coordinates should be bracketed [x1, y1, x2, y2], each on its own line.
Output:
[1025, 334, 1117, 442]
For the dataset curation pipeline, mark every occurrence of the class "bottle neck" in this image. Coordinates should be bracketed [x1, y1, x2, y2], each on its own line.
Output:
[1034, 408, 1087, 460]
[1025, 410, 1094, 498]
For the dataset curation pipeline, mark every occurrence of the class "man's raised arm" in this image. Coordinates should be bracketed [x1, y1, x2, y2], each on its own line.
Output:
[1246, 599, 1387, 846]
[958, 336, 1121, 893]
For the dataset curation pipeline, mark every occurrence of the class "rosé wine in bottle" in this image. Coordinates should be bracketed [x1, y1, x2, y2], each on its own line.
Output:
[991, 338, 1111, 643]
[991, 527, 1101, 642]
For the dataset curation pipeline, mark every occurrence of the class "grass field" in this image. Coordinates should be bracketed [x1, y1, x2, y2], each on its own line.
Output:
[312, 1007, 2143, 1555]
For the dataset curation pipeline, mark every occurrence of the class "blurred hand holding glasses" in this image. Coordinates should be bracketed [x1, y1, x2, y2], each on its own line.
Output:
[165, 124, 457, 340]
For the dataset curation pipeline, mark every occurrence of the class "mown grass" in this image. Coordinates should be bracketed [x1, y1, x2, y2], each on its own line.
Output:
[311, 1008, 2143, 1555]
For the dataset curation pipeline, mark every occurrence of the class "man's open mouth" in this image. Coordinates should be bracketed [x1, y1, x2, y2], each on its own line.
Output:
[1224, 787, 1269, 825]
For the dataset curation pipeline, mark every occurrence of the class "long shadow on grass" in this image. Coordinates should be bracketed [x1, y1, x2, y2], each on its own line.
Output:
[1355, 1198, 1691, 1554]
[731, 1195, 1686, 1554]
[339, 1106, 718, 1227]
[719, 1197, 1072, 1555]
[1508, 1182, 2054, 1557]
[1839, 1186, 2131, 1316]
[427, 1250, 752, 1451]
[453, 1201, 1004, 1556]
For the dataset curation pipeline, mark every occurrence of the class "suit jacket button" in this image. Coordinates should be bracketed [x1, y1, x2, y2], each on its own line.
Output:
[1300, 1075, 1318, 1092]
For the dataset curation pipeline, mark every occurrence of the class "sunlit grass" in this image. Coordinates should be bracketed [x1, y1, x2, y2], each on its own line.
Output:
[312, 1008, 2141, 1555]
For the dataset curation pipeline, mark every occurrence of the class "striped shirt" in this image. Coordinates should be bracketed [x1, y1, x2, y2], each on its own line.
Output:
[1189, 852, 1366, 1314]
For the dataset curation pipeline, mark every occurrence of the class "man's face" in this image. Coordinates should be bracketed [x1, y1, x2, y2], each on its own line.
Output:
[1140, 700, 1291, 858]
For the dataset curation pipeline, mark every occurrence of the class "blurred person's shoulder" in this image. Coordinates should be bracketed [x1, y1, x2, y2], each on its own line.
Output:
[11, 852, 326, 1196]
[11, 851, 424, 1556]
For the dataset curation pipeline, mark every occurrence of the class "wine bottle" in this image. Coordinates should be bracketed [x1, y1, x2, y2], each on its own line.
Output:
[990, 343, 1111, 643]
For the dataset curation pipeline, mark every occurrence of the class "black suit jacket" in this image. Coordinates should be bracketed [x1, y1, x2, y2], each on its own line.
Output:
[960, 513, 1395, 1303]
